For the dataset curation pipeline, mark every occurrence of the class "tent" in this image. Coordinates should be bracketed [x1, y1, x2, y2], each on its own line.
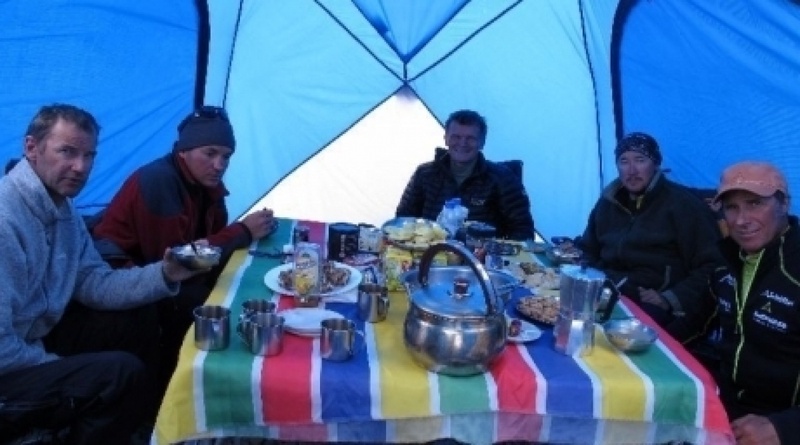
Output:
[1, 0, 798, 240]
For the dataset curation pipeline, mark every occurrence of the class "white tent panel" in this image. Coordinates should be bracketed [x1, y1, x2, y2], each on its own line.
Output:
[247, 89, 443, 227]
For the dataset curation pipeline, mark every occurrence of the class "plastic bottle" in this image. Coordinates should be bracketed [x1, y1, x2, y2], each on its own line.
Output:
[436, 199, 459, 235]
[450, 197, 468, 227]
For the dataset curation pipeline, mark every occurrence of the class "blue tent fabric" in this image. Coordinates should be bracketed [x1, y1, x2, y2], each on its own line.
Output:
[1, 0, 798, 239]
[0, 0, 198, 211]
[615, 0, 800, 210]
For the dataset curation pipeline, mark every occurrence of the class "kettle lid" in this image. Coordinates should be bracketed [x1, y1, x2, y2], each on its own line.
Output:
[410, 280, 490, 317]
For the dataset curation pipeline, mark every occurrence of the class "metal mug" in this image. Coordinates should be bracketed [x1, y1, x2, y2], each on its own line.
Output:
[193, 305, 231, 351]
[239, 312, 284, 357]
[320, 318, 364, 361]
[357, 283, 389, 323]
[237, 299, 276, 336]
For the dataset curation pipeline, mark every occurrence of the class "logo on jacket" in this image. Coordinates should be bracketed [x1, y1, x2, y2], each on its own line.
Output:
[762, 289, 794, 307]
[469, 197, 487, 206]
[719, 273, 735, 287]
[753, 310, 787, 333]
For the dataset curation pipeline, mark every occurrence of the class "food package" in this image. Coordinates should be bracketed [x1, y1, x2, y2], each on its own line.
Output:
[382, 246, 448, 292]
[382, 246, 414, 292]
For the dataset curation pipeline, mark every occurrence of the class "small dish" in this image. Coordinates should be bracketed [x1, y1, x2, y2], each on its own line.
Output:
[279, 308, 345, 337]
[171, 244, 222, 270]
[604, 318, 658, 353]
[506, 316, 542, 343]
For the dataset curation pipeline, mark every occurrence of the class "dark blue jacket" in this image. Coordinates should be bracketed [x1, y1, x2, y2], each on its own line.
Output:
[711, 216, 800, 445]
[395, 149, 534, 240]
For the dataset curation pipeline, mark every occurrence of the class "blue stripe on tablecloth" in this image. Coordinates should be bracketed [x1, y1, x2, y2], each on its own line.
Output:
[525, 329, 595, 417]
[337, 419, 389, 442]
[318, 302, 373, 421]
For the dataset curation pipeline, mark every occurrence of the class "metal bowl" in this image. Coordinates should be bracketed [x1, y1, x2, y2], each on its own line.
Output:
[604, 318, 658, 353]
[172, 244, 222, 270]
[545, 246, 582, 265]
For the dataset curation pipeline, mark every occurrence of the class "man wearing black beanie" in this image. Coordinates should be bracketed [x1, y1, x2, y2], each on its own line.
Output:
[91, 106, 277, 429]
[578, 132, 723, 347]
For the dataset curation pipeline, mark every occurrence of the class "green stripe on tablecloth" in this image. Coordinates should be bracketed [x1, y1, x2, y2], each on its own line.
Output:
[203, 222, 291, 426]
[438, 372, 491, 414]
[623, 343, 699, 424]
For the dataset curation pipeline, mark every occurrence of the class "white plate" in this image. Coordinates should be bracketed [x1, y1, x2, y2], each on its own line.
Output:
[263, 262, 362, 297]
[506, 316, 542, 343]
[279, 308, 345, 337]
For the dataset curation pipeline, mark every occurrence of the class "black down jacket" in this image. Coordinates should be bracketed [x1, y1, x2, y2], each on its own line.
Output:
[395, 148, 534, 240]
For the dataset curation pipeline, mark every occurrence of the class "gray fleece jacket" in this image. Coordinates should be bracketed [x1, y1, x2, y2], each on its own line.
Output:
[0, 159, 177, 376]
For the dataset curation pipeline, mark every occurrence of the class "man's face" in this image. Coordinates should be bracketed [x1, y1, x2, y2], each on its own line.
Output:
[444, 122, 483, 164]
[721, 190, 789, 254]
[24, 119, 97, 203]
[616, 151, 658, 195]
[178, 145, 233, 187]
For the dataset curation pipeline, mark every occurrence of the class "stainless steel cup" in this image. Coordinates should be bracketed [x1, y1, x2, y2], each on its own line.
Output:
[239, 312, 284, 357]
[193, 305, 231, 351]
[357, 283, 389, 323]
[237, 299, 276, 336]
[320, 318, 363, 361]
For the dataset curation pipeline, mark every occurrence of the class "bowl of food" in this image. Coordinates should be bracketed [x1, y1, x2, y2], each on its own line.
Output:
[604, 318, 658, 353]
[172, 244, 222, 270]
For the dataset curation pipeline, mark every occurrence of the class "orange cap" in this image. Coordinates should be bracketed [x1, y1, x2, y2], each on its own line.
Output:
[714, 161, 788, 203]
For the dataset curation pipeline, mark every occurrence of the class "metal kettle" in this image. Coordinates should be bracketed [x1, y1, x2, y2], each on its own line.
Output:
[553, 264, 619, 356]
[399, 241, 518, 376]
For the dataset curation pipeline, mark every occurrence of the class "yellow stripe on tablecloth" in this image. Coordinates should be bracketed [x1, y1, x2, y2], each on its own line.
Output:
[581, 326, 650, 420]
[153, 249, 249, 445]
[374, 293, 437, 418]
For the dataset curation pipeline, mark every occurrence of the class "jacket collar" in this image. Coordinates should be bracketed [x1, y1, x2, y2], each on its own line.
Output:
[169, 152, 230, 201]
[719, 215, 800, 270]
[433, 147, 489, 175]
[603, 169, 666, 207]
[8, 158, 73, 224]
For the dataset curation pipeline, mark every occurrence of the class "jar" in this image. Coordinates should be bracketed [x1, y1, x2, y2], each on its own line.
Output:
[293, 225, 310, 245]
[328, 222, 359, 261]
[293, 242, 321, 307]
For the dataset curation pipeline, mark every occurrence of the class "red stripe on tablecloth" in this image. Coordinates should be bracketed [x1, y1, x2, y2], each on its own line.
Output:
[260, 325, 315, 423]
[492, 345, 539, 412]
[621, 297, 731, 433]
[491, 345, 544, 441]
[260, 221, 328, 424]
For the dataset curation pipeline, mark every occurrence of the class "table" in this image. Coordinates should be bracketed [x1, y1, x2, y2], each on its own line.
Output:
[153, 219, 734, 445]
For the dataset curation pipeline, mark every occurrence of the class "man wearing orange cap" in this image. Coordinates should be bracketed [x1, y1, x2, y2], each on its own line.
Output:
[710, 161, 799, 445]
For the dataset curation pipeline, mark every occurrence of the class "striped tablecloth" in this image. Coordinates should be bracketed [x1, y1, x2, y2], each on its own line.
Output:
[154, 219, 734, 445]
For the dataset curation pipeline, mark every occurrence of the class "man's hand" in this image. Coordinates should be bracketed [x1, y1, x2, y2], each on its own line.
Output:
[731, 414, 780, 445]
[638, 287, 670, 311]
[161, 247, 207, 283]
[241, 208, 276, 240]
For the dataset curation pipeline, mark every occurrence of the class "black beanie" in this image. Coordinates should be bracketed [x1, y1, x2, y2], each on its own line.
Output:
[174, 114, 235, 152]
[614, 132, 662, 165]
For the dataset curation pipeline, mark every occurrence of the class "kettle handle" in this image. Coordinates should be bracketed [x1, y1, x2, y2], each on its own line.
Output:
[596, 278, 621, 323]
[417, 240, 501, 315]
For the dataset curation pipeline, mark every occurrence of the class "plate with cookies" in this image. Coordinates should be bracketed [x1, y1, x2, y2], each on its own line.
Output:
[515, 293, 561, 326]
